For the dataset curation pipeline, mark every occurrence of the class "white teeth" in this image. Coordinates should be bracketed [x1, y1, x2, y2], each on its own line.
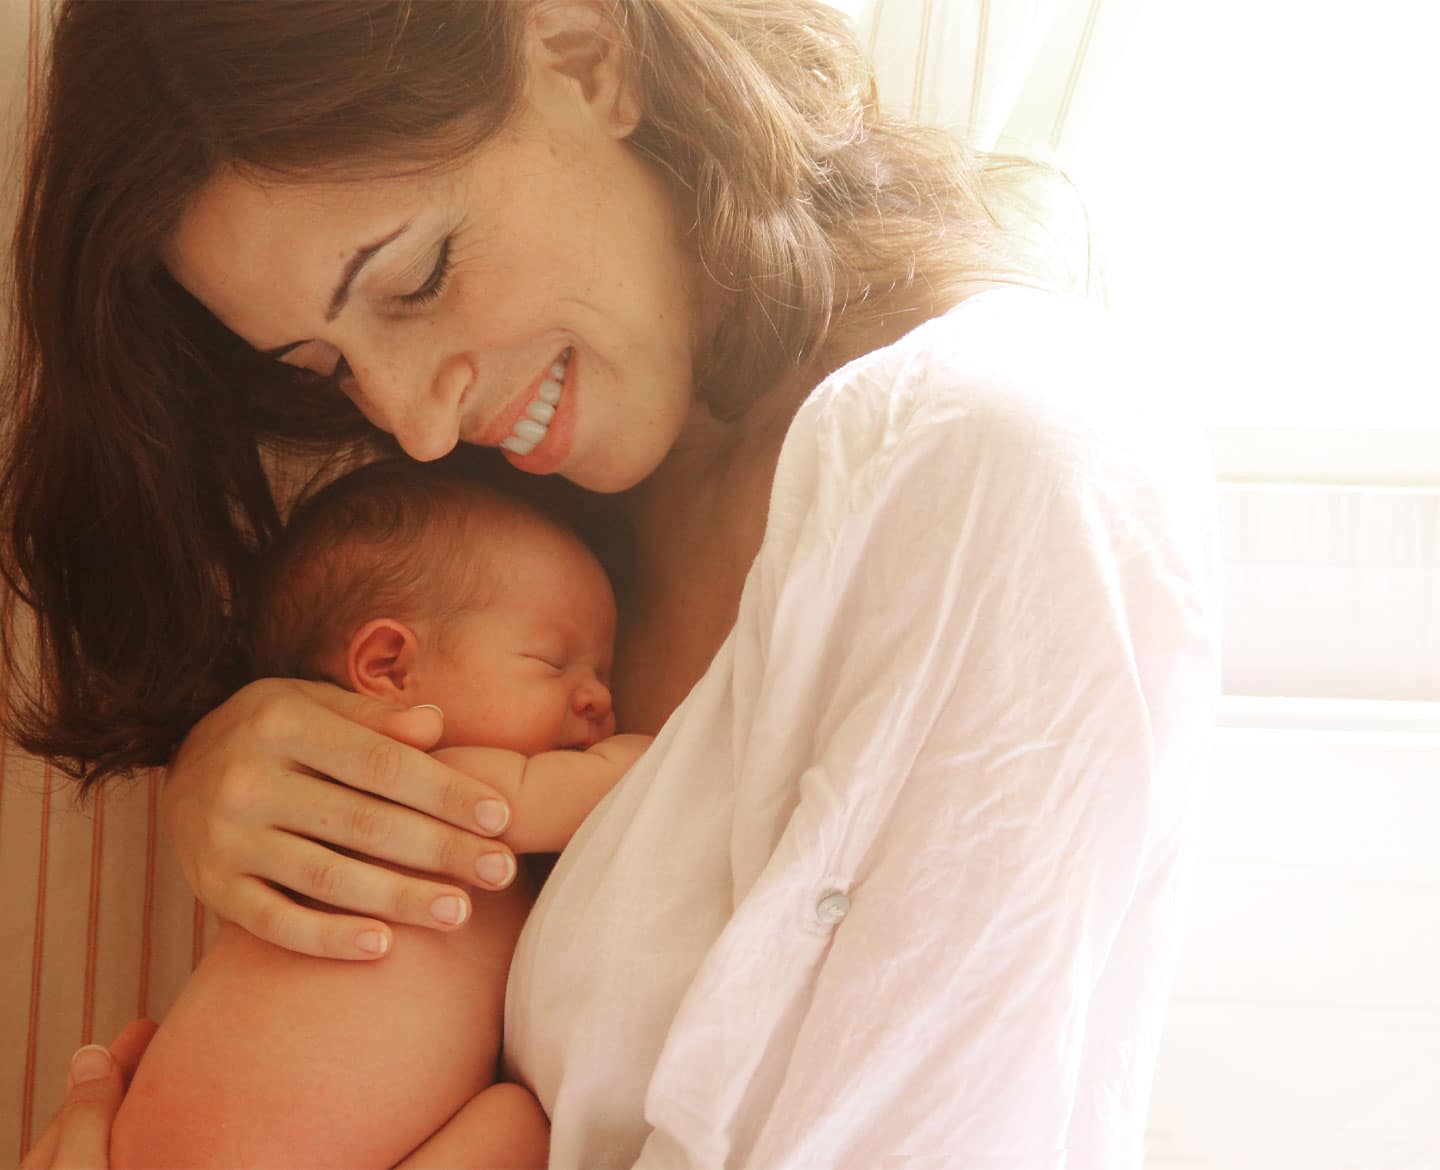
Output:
[513, 418, 548, 443]
[502, 348, 571, 456]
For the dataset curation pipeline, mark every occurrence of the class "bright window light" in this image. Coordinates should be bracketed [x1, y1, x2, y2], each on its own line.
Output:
[1055, 1, 1440, 428]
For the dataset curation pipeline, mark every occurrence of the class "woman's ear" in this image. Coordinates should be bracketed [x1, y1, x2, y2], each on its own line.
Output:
[346, 618, 422, 701]
[528, 0, 641, 137]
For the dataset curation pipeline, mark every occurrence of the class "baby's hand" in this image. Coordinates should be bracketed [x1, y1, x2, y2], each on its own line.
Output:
[434, 735, 652, 854]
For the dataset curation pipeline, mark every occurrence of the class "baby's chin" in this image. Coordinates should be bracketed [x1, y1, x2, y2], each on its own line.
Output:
[432, 731, 578, 756]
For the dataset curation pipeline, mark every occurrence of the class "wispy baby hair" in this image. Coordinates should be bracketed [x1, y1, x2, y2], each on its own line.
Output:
[250, 456, 538, 685]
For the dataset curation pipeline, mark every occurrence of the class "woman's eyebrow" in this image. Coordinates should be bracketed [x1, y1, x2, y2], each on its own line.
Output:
[258, 221, 412, 359]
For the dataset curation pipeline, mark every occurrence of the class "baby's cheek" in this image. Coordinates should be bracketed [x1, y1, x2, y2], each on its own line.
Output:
[471, 688, 569, 755]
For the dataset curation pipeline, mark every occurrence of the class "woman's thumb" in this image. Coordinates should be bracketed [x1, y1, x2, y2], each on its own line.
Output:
[48, 1046, 124, 1168]
[67, 1046, 114, 1090]
[375, 702, 446, 750]
[301, 680, 446, 751]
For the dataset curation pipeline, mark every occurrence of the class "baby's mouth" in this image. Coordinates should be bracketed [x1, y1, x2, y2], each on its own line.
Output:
[500, 348, 572, 457]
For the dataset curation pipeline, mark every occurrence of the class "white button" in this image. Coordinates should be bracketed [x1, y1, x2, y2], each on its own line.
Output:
[816, 892, 850, 925]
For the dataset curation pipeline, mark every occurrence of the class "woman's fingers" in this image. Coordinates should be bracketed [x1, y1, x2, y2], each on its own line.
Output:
[225, 876, 397, 960]
[257, 685, 514, 837]
[262, 828, 512, 923]
[20, 1023, 156, 1169]
[223, 852, 498, 961]
[19, 1046, 126, 1169]
[220, 822, 519, 959]
[164, 678, 520, 951]
[251, 773, 517, 894]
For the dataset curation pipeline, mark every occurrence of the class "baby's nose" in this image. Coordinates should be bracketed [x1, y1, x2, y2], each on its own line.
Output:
[572, 673, 613, 719]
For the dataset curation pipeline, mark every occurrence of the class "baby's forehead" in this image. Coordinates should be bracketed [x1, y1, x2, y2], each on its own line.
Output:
[438, 496, 607, 600]
[444, 492, 568, 568]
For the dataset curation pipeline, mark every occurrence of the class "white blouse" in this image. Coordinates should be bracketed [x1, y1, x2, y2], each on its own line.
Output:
[504, 288, 1223, 1170]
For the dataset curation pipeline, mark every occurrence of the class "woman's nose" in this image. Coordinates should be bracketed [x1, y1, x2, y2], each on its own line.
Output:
[347, 350, 474, 463]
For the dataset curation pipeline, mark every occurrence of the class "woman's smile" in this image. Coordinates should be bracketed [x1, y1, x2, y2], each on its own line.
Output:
[480, 346, 578, 474]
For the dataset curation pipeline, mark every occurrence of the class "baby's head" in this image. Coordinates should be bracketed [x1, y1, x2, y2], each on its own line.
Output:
[251, 459, 617, 755]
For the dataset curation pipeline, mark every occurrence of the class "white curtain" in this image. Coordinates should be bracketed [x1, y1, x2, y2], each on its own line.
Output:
[852, 0, 1142, 157]
[850, 0, 1440, 443]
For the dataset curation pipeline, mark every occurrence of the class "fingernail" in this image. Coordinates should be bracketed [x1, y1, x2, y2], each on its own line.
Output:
[355, 929, 390, 956]
[69, 1045, 112, 1085]
[475, 799, 509, 835]
[430, 894, 469, 926]
[476, 852, 516, 888]
[410, 703, 444, 718]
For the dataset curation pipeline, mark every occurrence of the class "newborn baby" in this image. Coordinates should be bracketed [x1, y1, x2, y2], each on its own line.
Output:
[112, 458, 650, 1169]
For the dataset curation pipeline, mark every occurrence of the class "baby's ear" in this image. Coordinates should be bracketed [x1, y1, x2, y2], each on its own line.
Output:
[346, 619, 420, 700]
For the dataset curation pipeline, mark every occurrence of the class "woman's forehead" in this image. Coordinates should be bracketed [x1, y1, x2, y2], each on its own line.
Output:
[164, 167, 421, 346]
[171, 167, 423, 268]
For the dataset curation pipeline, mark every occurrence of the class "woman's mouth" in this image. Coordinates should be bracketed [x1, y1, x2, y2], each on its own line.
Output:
[500, 348, 572, 457]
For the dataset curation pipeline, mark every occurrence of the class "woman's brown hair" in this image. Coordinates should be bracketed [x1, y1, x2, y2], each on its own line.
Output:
[2, 0, 1071, 794]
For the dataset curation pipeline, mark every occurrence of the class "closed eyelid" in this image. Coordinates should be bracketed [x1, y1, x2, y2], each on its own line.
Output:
[255, 221, 413, 358]
[395, 237, 452, 308]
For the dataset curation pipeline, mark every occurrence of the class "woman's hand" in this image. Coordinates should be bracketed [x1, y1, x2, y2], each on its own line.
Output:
[164, 679, 518, 960]
[20, 1020, 157, 1170]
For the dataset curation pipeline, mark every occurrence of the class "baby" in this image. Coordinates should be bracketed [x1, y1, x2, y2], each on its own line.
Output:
[112, 458, 650, 1169]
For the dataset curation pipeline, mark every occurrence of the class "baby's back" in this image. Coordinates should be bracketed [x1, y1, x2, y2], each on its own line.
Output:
[112, 878, 532, 1169]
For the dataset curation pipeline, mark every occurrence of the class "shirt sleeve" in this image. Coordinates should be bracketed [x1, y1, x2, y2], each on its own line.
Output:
[637, 306, 1223, 1169]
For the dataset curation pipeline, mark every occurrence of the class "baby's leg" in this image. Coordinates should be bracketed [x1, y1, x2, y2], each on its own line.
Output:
[112, 880, 533, 1169]
[397, 1082, 550, 1168]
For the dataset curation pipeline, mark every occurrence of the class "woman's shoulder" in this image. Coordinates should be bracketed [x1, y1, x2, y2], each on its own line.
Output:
[803, 286, 1157, 454]
[770, 286, 1211, 545]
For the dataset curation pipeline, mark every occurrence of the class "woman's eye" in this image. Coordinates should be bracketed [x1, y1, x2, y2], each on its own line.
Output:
[397, 236, 452, 309]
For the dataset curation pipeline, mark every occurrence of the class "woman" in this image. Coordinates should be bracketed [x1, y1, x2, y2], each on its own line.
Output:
[4, 1, 1221, 1166]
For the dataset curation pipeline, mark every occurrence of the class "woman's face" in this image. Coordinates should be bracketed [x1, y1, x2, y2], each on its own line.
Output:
[167, 21, 711, 493]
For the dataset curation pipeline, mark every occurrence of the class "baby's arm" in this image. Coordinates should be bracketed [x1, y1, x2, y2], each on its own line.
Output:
[111, 879, 541, 1169]
[434, 733, 651, 854]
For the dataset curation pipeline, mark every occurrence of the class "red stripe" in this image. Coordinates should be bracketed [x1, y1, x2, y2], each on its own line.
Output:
[138, 772, 160, 1018]
[192, 898, 207, 970]
[19, 764, 53, 1161]
[82, 790, 107, 1045]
